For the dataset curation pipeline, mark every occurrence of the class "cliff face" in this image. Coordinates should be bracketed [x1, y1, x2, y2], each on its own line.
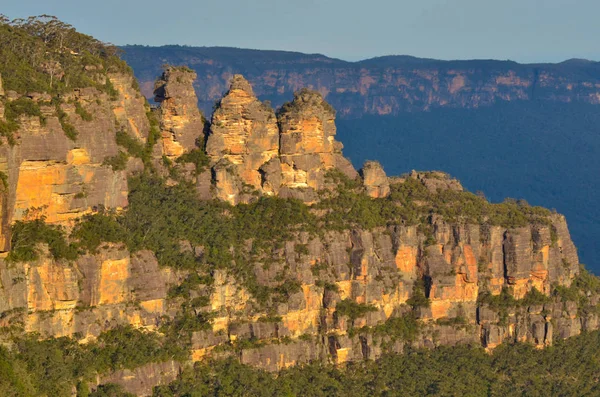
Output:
[0, 72, 149, 252]
[121, 46, 600, 117]
[0, 196, 586, 374]
[1, 42, 599, 395]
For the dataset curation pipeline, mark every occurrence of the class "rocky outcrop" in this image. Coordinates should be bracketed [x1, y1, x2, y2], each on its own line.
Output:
[0, 246, 181, 339]
[0, 48, 597, 393]
[205, 78, 356, 204]
[206, 75, 279, 202]
[408, 170, 464, 193]
[360, 161, 390, 198]
[154, 66, 205, 159]
[278, 88, 357, 200]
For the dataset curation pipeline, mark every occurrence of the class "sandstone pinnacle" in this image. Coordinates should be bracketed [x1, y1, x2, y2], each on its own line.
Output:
[154, 66, 205, 159]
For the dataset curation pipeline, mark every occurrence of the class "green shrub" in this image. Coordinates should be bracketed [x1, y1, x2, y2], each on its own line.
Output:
[335, 299, 377, 321]
[56, 103, 78, 140]
[116, 130, 145, 159]
[406, 281, 431, 309]
[175, 148, 209, 175]
[71, 209, 128, 253]
[4, 97, 42, 121]
[91, 326, 184, 372]
[8, 216, 78, 262]
[520, 287, 551, 306]
[374, 312, 421, 342]
[75, 101, 93, 121]
[102, 151, 129, 171]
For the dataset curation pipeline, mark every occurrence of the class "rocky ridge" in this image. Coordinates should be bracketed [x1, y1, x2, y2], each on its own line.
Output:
[0, 58, 599, 395]
[121, 46, 600, 117]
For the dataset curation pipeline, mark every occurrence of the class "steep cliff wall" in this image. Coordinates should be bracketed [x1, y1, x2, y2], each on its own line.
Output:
[0, 185, 589, 379]
[0, 72, 150, 253]
[0, 71, 593, 367]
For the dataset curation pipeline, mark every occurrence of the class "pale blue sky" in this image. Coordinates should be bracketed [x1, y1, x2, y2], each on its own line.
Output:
[3, 0, 599, 62]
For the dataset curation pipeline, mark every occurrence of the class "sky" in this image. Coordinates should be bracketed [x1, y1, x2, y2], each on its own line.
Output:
[2, 0, 599, 63]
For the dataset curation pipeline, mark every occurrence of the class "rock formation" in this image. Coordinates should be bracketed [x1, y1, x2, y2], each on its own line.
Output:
[0, 187, 586, 377]
[409, 170, 464, 193]
[278, 88, 357, 200]
[154, 66, 205, 159]
[360, 161, 390, 198]
[205, 77, 356, 204]
[206, 75, 279, 202]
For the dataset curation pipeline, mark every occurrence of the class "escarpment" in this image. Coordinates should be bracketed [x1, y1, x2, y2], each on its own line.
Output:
[1, 22, 600, 394]
[0, 71, 151, 253]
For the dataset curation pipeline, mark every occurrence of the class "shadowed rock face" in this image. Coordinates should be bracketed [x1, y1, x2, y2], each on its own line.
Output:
[154, 66, 205, 159]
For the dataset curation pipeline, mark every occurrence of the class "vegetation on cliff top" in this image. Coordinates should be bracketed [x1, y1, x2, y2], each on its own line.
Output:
[0, 15, 136, 143]
[0, 15, 129, 95]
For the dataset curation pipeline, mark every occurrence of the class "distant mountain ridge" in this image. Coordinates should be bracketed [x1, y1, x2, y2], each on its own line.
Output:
[121, 45, 600, 117]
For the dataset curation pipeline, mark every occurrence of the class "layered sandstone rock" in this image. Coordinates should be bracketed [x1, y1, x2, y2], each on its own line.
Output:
[360, 161, 390, 198]
[0, 62, 596, 392]
[154, 66, 205, 159]
[206, 75, 280, 202]
[0, 246, 180, 339]
[0, 195, 585, 373]
[278, 88, 357, 200]
[0, 72, 149, 252]
[205, 77, 357, 203]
